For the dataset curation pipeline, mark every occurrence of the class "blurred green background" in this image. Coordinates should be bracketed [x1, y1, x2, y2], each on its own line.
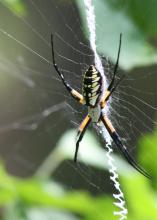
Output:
[0, 0, 157, 219]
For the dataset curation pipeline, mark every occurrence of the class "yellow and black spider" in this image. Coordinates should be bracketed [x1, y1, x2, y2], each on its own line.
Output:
[51, 34, 150, 179]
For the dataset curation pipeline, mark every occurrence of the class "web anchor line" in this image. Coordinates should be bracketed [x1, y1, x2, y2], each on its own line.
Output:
[84, 0, 128, 219]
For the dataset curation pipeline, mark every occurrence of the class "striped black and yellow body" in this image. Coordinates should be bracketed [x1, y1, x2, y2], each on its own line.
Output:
[82, 65, 102, 107]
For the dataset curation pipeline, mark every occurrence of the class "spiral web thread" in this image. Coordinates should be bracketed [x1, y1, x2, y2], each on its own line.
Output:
[83, 0, 128, 219]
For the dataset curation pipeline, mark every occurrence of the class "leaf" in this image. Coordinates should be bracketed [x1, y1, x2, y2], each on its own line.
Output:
[0, 0, 26, 16]
[76, 0, 157, 70]
[121, 175, 157, 219]
[137, 125, 157, 182]
[0, 165, 114, 220]
[108, 0, 157, 36]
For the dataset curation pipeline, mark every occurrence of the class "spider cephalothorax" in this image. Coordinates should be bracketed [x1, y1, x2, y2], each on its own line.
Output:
[51, 33, 151, 179]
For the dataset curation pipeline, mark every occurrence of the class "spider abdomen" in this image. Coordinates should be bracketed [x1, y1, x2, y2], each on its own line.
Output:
[83, 65, 102, 107]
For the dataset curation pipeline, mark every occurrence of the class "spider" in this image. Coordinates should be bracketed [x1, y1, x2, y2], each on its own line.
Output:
[51, 34, 150, 179]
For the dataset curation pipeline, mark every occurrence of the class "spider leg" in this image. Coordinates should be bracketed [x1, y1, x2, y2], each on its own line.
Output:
[51, 34, 84, 104]
[108, 33, 122, 91]
[100, 34, 124, 108]
[101, 114, 151, 179]
[74, 115, 91, 162]
[100, 74, 125, 109]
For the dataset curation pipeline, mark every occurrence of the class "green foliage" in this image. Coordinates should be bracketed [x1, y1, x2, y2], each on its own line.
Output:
[0, 163, 157, 219]
[108, 0, 157, 36]
[0, 165, 115, 220]
[138, 124, 157, 183]
[0, 0, 26, 16]
[121, 175, 157, 220]
[1, 0, 157, 219]
[76, 0, 157, 70]
[0, 126, 157, 219]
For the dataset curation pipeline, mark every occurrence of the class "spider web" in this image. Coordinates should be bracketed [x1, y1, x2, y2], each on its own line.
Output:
[0, 0, 157, 217]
